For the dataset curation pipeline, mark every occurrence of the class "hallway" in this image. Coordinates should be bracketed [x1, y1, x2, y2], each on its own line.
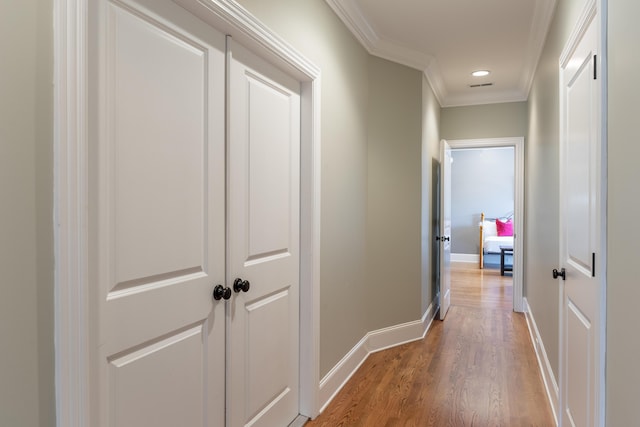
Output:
[305, 262, 554, 426]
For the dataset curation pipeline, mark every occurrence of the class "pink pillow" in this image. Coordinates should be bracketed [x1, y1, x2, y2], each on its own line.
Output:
[496, 219, 513, 236]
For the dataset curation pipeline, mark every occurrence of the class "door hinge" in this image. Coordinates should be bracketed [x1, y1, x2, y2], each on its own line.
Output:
[592, 252, 596, 277]
[593, 55, 597, 80]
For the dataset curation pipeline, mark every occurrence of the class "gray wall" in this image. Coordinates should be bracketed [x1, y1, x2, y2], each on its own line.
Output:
[526, 0, 584, 383]
[366, 56, 424, 330]
[451, 148, 514, 254]
[236, 0, 427, 377]
[441, 102, 528, 141]
[0, 0, 55, 425]
[607, 0, 640, 424]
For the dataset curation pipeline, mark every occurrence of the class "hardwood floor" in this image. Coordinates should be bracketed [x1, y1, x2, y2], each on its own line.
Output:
[305, 262, 554, 427]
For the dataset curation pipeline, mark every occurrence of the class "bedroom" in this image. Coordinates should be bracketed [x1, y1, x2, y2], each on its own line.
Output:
[450, 146, 515, 274]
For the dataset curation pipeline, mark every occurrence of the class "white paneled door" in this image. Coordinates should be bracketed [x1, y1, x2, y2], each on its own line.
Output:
[559, 6, 603, 427]
[227, 39, 301, 427]
[90, 1, 300, 426]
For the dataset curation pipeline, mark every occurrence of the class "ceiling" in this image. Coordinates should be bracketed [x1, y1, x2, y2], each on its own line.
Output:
[325, 0, 557, 107]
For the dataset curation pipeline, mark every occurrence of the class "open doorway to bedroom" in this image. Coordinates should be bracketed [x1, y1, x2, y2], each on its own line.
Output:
[446, 138, 524, 312]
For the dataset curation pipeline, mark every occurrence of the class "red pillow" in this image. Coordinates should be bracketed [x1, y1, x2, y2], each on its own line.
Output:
[496, 219, 513, 236]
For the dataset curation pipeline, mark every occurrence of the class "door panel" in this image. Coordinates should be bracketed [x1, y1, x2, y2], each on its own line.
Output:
[560, 11, 600, 427]
[439, 140, 452, 320]
[245, 291, 291, 416]
[108, 2, 208, 294]
[566, 301, 591, 427]
[227, 39, 301, 427]
[93, 0, 226, 425]
[246, 74, 293, 259]
[108, 325, 205, 426]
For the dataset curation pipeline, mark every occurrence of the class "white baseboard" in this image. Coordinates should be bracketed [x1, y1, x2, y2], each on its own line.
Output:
[451, 253, 480, 263]
[318, 303, 437, 413]
[523, 298, 559, 426]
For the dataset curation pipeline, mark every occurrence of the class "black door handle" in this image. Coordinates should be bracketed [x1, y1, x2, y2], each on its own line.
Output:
[552, 268, 566, 281]
[213, 284, 232, 300]
[233, 278, 250, 293]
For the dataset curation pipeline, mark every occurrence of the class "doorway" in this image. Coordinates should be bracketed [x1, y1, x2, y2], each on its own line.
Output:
[446, 138, 524, 312]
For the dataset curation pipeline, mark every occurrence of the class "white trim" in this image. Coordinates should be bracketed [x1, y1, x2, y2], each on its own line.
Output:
[597, 1, 608, 425]
[323, 0, 378, 54]
[53, 1, 90, 426]
[317, 335, 368, 414]
[559, 0, 597, 67]
[524, 298, 559, 426]
[324, 0, 556, 107]
[451, 253, 480, 263]
[446, 137, 526, 312]
[318, 304, 437, 413]
[54, 0, 322, 422]
[323, 0, 433, 72]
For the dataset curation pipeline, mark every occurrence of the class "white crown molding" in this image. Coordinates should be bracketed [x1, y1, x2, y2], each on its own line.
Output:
[371, 37, 433, 71]
[326, 0, 557, 107]
[177, 0, 321, 80]
[325, 0, 432, 71]
[324, 0, 379, 51]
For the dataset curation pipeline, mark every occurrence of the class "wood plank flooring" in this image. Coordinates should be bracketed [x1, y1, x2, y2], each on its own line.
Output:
[305, 262, 554, 427]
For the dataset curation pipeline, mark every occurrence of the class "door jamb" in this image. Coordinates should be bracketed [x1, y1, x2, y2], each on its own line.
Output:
[446, 137, 525, 312]
[53, 0, 322, 424]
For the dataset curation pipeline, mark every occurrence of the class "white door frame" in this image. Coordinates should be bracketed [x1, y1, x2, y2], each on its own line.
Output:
[446, 137, 525, 312]
[53, 0, 322, 424]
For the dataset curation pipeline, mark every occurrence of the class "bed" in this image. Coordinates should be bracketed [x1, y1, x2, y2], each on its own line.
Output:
[479, 212, 514, 269]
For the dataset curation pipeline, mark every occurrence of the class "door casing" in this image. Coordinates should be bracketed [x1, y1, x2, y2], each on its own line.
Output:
[53, 0, 322, 424]
[446, 137, 525, 312]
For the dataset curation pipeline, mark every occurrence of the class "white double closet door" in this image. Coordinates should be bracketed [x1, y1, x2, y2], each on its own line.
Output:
[89, 0, 301, 426]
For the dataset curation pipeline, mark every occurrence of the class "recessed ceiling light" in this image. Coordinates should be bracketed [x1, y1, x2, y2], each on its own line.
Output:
[472, 70, 490, 77]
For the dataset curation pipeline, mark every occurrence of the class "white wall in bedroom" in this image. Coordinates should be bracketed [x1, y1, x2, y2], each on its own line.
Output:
[450, 147, 515, 255]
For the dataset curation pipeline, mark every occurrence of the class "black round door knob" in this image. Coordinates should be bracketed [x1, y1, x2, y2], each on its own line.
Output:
[213, 284, 232, 300]
[233, 278, 250, 293]
[552, 268, 566, 280]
